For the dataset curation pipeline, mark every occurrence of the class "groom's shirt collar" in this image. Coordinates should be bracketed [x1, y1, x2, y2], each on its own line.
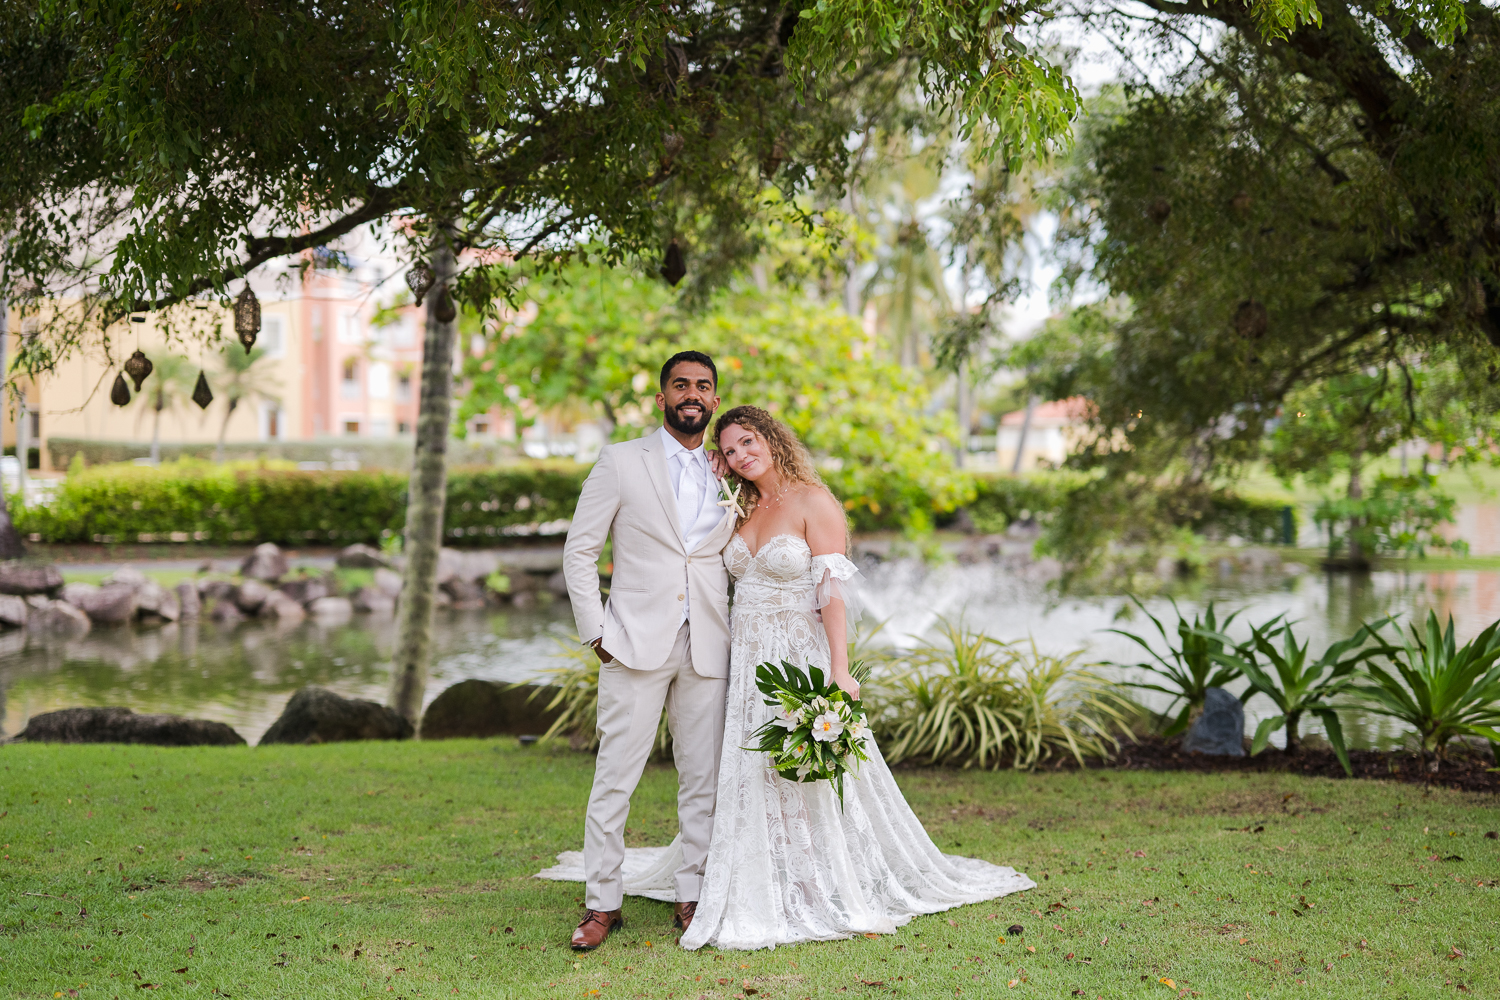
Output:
[656, 425, 706, 464]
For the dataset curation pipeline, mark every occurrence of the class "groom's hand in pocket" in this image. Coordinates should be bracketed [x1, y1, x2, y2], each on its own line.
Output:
[591, 638, 615, 664]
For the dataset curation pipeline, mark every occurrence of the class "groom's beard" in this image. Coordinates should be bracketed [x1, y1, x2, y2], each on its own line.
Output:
[665, 400, 714, 435]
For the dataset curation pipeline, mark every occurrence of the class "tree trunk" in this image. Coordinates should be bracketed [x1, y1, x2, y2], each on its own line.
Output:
[1011, 395, 1038, 474]
[150, 395, 163, 465]
[216, 397, 238, 463]
[0, 296, 25, 558]
[1285, 711, 1301, 755]
[388, 234, 458, 728]
[1346, 451, 1364, 568]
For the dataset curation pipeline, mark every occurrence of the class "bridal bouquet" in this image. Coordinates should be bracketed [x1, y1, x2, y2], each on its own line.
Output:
[746, 660, 872, 806]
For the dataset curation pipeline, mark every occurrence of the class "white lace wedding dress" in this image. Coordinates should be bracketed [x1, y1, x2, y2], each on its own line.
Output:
[537, 533, 1035, 950]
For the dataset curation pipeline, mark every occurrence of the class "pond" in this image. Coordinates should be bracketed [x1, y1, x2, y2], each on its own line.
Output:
[3, 555, 1498, 749]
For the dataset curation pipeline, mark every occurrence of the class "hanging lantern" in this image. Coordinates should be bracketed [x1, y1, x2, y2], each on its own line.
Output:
[406, 261, 435, 306]
[234, 285, 261, 353]
[1234, 299, 1268, 339]
[1146, 198, 1172, 225]
[433, 285, 457, 324]
[660, 239, 686, 287]
[124, 349, 153, 392]
[110, 372, 132, 407]
[192, 370, 214, 410]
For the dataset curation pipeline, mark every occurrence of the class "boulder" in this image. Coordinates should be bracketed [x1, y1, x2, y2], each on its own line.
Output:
[26, 599, 92, 636]
[440, 577, 487, 610]
[135, 581, 180, 621]
[240, 542, 289, 582]
[0, 561, 63, 596]
[0, 593, 28, 628]
[545, 569, 570, 598]
[277, 576, 331, 605]
[234, 578, 272, 614]
[261, 590, 307, 622]
[336, 543, 390, 569]
[200, 578, 237, 602]
[175, 580, 201, 619]
[510, 590, 537, 610]
[419, 679, 564, 739]
[16, 706, 245, 746]
[1181, 687, 1246, 757]
[373, 568, 404, 598]
[104, 566, 149, 590]
[61, 581, 99, 607]
[258, 686, 413, 745]
[352, 587, 395, 614]
[76, 583, 139, 625]
[308, 596, 354, 619]
[208, 598, 245, 624]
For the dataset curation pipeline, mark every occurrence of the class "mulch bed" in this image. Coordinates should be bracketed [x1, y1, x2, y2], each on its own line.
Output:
[1098, 734, 1500, 794]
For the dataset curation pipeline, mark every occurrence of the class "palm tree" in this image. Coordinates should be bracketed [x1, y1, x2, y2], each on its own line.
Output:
[211, 345, 281, 462]
[131, 352, 198, 465]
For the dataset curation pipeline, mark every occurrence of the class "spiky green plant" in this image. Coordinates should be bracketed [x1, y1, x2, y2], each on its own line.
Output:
[1206, 617, 1393, 774]
[1107, 598, 1258, 737]
[1354, 612, 1500, 769]
[870, 621, 1132, 770]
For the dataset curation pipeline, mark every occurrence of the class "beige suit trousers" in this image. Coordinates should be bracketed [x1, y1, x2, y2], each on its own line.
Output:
[585, 621, 726, 911]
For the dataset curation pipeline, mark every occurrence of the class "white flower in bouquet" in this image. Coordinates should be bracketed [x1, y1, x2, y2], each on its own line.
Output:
[812, 695, 831, 713]
[773, 704, 801, 730]
[847, 717, 869, 742]
[796, 761, 813, 780]
[811, 711, 845, 742]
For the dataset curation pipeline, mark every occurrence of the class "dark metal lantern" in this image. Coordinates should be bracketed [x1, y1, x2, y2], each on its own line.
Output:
[1146, 198, 1172, 224]
[433, 285, 457, 324]
[110, 372, 132, 407]
[661, 240, 686, 287]
[124, 349, 153, 392]
[407, 261, 435, 306]
[1234, 299, 1268, 339]
[234, 285, 261, 353]
[192, 370, 214, 410]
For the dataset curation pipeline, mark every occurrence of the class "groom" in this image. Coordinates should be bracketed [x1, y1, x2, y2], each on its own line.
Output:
[561, 351, 737, 950]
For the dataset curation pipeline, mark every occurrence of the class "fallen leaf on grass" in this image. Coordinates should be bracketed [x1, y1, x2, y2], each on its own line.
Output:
[1008, 979, 1019, 988]
[1449, 947, 1464, 959]
[1065, 953, 1075, 960]
[1026, 946, 1036, 953]
[172, 968, 187, 974]
[1159, 978, 1177, 989]
[1007, 924, 1025, 936]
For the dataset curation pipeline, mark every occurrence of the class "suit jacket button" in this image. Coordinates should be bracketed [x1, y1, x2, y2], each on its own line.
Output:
[677, 594, 685, 601]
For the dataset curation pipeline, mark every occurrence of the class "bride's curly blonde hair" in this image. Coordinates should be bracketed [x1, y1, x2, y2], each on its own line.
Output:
[712, 405, 828, 526]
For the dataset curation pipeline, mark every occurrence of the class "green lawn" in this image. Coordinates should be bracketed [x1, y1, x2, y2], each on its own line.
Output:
[3, 741, 1498, 999]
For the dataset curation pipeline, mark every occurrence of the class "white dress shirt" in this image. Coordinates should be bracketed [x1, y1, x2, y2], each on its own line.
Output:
[658, 426, 723, 621]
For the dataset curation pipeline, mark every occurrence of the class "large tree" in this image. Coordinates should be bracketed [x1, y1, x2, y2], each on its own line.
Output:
[0, 0, 1087, 721]
[1010, 0, 1497, 570]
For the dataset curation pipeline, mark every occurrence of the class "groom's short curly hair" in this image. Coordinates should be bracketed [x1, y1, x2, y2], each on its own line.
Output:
[659, 350, 717, 390]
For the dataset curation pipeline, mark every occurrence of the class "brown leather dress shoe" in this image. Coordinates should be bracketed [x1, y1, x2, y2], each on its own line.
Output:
[571, 909, 623, 951]
[673, 900, 698, 934]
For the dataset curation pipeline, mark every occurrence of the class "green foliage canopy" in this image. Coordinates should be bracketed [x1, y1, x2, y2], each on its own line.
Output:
[459, 265, 970, 532]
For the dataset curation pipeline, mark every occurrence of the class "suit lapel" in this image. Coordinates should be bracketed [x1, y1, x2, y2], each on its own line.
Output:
[692, 504, 737, 556]
[640, 433, 686, 549]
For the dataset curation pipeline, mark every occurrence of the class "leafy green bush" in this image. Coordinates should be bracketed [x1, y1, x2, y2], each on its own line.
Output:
[957, 471, 1091, 534]
[1207, 617, 1392, 774]
[1203, 491, 1298, 545]
[1314, 473, 1465, 561]
[15, 460, 588, 546]
[1107, 598, 1256, 737]
[867, 621, 1131, 770]
[1355, 612, 1500, 768]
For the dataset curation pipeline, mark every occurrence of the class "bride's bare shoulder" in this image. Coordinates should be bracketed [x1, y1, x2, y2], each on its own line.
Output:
[797, 486, 846, 552]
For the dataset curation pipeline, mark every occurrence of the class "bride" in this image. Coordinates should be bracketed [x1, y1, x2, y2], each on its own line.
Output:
[541, 405, 1034, 950]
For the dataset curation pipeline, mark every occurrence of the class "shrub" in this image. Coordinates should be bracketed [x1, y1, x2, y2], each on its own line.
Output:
[868, 621, 1131, 770]
[14, 459, 588, 546]
[1203, 491, 1299, 545]
[1354, 612, 1500, 769]
[1106, 598, 1255, 737]
[958, 471, 1091, 534]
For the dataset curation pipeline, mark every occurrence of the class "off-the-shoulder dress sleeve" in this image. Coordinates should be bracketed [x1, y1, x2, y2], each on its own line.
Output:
[810, 553, 864, 640]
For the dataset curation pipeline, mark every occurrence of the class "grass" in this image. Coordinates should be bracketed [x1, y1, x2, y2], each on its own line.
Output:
[2, 741, 1499, 1000]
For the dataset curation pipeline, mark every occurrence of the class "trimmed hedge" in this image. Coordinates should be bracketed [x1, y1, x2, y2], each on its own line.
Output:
[15, 461, 588, 546]
[14, 459, 1301, 549]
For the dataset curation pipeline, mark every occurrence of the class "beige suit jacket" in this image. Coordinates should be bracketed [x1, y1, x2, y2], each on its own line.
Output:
[563, 433, 736, 677]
